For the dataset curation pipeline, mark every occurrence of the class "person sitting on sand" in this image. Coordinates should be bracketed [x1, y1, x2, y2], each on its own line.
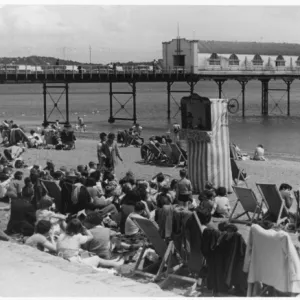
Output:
[6, 171, 24, 199]
[82, 212, 138, 261]
[125, 201, 154, 236]
[213, 187, 231, 218]
[28, 130, 43, 147]
[35, 199, 67, 233]
[25, 220, 57, 253]
[156, 184, 172, 208]
[279, 183, 294, 210]
[5, 187, 36, 236]
[131, 123, 144, 144]
[88, 161, 97, 175]
[198, 190, 217, 215]
[253, 144, 266, 161]
[56, 218, 124, 269]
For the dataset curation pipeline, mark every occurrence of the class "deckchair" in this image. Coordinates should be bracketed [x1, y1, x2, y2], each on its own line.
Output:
[169, 143, 187, 167]
[132, 215, 204, 291]
[230, 143, 242, 160]
[40, 180, 62, 213]
[147, 143, 165, 164]
[160, 211, 205, 292]
[256, 183, 289, 225]
[130, 216, 177, 281]
[231, 158, 249, 187]
[229, 186, 264, 225]
[160, 144, 175, 165]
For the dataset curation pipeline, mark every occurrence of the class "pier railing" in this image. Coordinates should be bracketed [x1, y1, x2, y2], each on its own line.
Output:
[1, 64, 300, 81]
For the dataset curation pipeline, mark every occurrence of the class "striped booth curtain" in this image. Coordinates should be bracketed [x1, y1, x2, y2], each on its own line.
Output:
[181, 98, 232, 194]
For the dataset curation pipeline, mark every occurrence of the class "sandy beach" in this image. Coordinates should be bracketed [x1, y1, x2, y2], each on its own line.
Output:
[1, 138, 300, 296]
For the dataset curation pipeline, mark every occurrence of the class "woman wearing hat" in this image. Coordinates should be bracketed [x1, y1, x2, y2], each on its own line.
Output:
[101, 133, 123, 174]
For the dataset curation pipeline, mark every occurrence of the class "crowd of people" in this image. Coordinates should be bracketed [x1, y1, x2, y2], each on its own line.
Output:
[0, 119, 76, 150]
[117, 123, 144, 147]
[0, 128, 299, 296]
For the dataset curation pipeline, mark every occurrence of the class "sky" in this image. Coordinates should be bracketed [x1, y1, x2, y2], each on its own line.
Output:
[0, 4, 300, 63]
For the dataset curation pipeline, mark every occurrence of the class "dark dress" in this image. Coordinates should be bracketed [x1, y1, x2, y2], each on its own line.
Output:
[6, 198, 36, 236]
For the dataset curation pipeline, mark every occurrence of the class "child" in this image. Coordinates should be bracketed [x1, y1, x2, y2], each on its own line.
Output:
[214, 187, 231, 217]
[25, 220, 57, 253]
[156, 184, 172, 208]
[176, 169, 192, 205]
[198, 190, 217, 215]
[36, 199, 67, 235]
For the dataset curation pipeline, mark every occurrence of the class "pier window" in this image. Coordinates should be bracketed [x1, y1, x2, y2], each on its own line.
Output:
[275, 55, 285, 67]
[229, 54, 240, 66]
[209, 53, 221, 66]
[296, 56, 300, 67]
[173, 55, 185, 67]
[252, 54, 263, 66]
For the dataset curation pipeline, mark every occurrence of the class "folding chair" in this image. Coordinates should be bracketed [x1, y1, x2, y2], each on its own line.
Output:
[230, 158, 249, 187]
[230, 143, 242, 160]
[140, 143, 151, 163]
[130, 216, 179, 282]
[160, 211, 205, 292]
[147, 143, 165, 164]
[229, 186, 264, 225]
[256, 183, 289, 225]
[160, 144, 174, 162]
[40, 180, 62, 213]
[169, 143, 187, 167]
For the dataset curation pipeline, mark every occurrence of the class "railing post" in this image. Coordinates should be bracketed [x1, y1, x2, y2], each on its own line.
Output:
[287, 80, 291, 116]
[132, 81, 137, 124]
[167, 81, 171, 120]
[65, 83, 70, 125]
[43, 82, 47, 125]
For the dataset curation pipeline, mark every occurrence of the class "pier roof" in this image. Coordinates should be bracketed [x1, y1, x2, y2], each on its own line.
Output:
[197, 40, 300, 56]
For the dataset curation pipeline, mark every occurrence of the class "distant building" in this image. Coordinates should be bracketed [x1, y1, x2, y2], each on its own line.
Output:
[162, 38, 300, 72]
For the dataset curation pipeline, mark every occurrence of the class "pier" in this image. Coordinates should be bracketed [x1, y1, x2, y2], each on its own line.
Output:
[0, 67, 299, 124]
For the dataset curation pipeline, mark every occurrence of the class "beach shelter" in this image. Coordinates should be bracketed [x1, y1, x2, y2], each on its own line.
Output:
[180, 93, 232, 193]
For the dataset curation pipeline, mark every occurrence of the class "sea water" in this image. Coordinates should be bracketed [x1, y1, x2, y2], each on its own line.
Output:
[0, 81, 300, 158]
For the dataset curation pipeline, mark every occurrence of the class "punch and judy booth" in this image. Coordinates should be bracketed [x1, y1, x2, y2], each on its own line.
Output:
[180, 94, 233, 193]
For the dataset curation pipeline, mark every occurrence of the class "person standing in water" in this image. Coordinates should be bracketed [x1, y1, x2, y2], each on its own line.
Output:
[77, 116, 85, 132]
